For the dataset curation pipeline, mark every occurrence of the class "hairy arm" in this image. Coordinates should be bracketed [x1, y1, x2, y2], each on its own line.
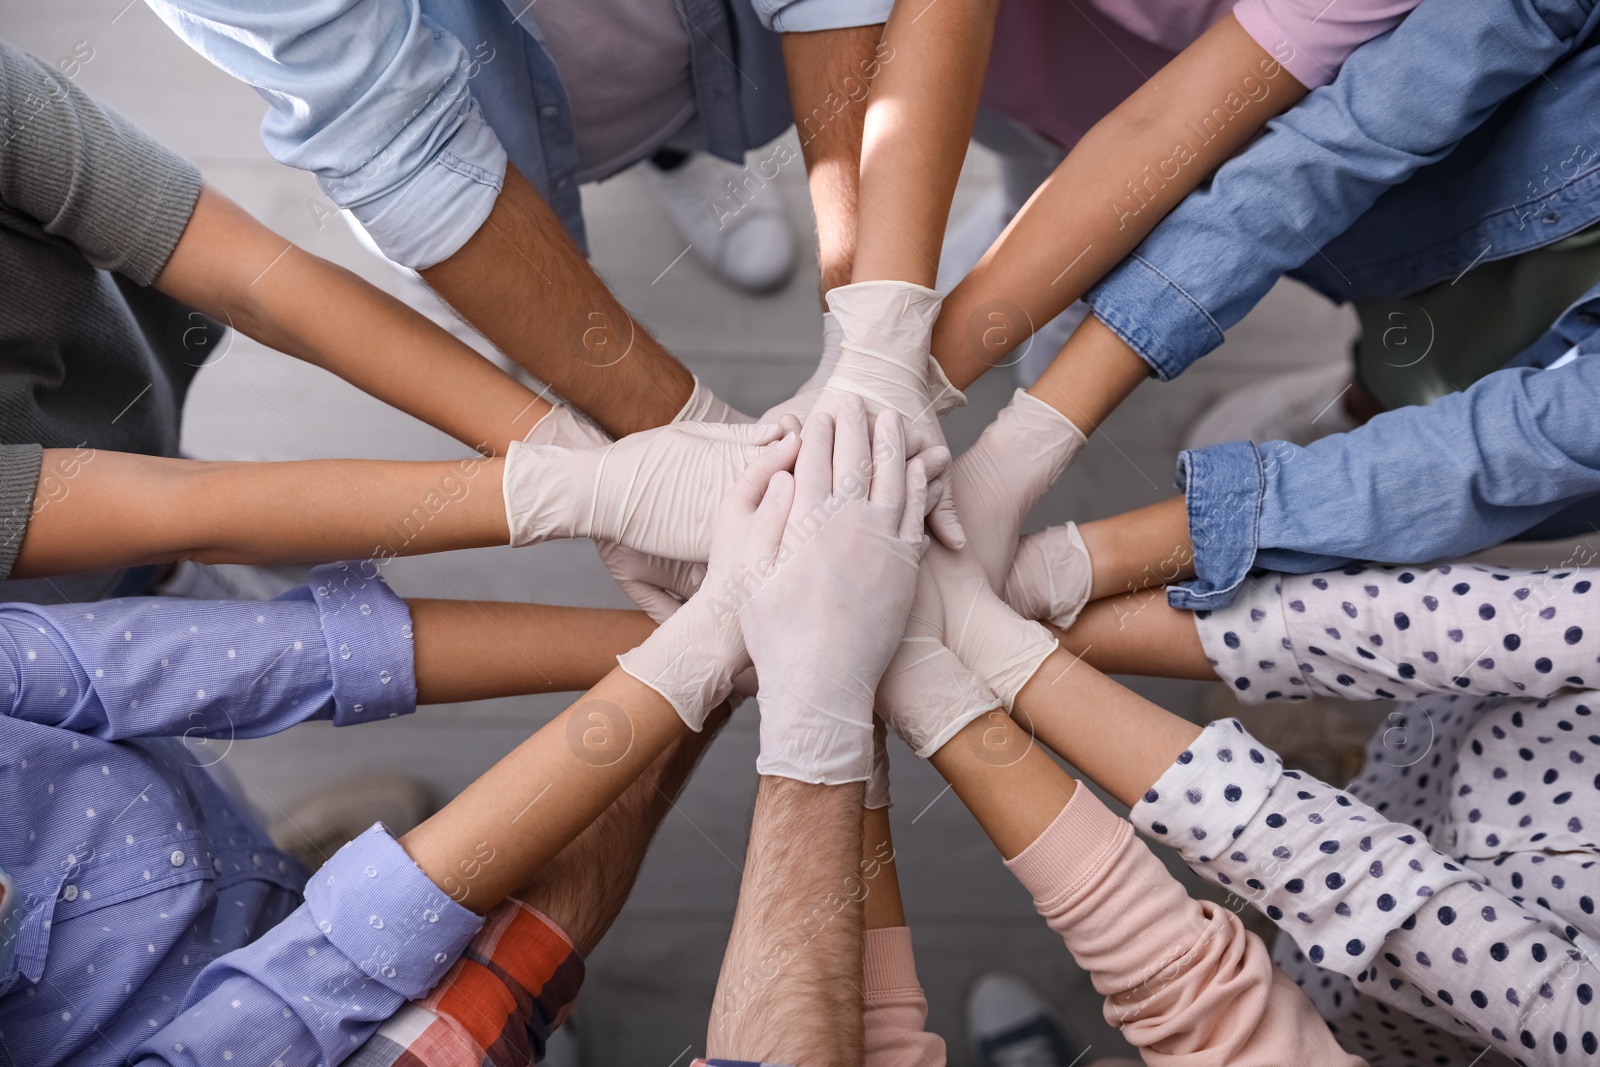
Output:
[852, 0, 1000, 287]
[11, 450, 510, 578]
[155, 186, 551, 455]
[420, 167, 694, 436]
[933, 15, 1305, 391]
[783, 25, 886, 298]
[707, 777, 866, 1067]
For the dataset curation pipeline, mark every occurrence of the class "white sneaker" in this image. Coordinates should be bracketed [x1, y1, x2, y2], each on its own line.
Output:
[153, 560, 303, 602]
[967, 972, 1081, 1067]
[1184, 362, 1358, 451]
[639, 152, 797, 293]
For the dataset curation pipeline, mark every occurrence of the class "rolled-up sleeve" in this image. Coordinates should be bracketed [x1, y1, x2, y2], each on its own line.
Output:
[1087, 0, 1595, 381]
[750, 0, 893, 31]
[146, 0, 506, 269]
[1231, 0, 1415, 91]
[0, 560, 416, 738]
[135, 825, 483, 1067]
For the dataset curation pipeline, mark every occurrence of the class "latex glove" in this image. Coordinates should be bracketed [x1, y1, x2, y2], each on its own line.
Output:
[1004, 523, 1095, 631]
[864, 719, 892, 810]
[741, 399, 929, 785]
[503, 420, 789, 560]
[674, 374, 755, 424]
[596, 542, 706, 623]
[876, 630, 999, 759]
[758, 311, 844, 425]
[914, 540, 1058, 712]
[816, 281, 966, 549]
[524, 403, 609, 448]
[953, 389, 1087, 592]
[617, 432, 801, 729]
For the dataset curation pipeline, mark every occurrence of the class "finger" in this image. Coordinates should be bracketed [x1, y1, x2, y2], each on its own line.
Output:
[926, 479, 967, 549]
[870, 409, 907, 514]
[730, 432, 799, 509]
[794, 409, 835, 510]
[777, 413, 803, 436]
[749, 470, 795, 567]
[899, 455, 930, 545]
[618, 579, 684, 624]
[832, 393, 871, 500]
[910, 443, 951, 487]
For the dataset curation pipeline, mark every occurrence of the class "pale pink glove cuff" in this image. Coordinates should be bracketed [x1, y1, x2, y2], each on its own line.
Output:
[754, 692, 876, 785]
[674, 375, 754, 424]
[993, 388, 1086, 481]
[523, 403, 609, 448]
[616, 599, 744, 731]
[1005, 523, 1095, 631]
[825, 281, 962, 424]
[878, 636, 999, 758]
[503, 439, 591, 546]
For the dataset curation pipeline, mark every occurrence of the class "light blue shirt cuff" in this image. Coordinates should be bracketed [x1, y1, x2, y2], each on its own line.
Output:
[766, 0, 893, 32]
[1168, 441, 1265, 611]
[304, 561, 418, 727]
[342, 102, 506, 270]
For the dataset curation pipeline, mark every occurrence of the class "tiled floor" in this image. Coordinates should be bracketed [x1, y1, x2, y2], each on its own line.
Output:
[5, 6, 1359, 1062]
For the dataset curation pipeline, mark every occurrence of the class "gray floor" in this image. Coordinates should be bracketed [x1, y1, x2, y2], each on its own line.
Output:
[5, 6, 1360, 1063]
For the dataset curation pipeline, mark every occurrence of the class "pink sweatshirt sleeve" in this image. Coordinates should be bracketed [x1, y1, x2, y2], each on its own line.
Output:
[1004, 786, 1366, 1066]
[863, 926, 948, 1067]
[1231, 0, 1415, 89]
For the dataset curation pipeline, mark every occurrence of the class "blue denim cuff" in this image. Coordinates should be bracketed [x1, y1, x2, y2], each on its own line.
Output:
[306, 561, 417, 727]
[767, 0, 893, 30]
[342, 101, 506, 270]
[1085, 255, 1226, 382]
[1167, 442, 1264, 611]
[303, 825, 483, 1000]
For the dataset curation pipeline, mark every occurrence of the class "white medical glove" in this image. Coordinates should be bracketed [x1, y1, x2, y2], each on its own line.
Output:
[1004, 523, 1095, 632]
[876, 630, 1000, 759]
[674, 374, 755, 424]
[953, 389, 1087, 592]
[817, 280, 966, 549]
[742, 399, 927, 785]
[759, 311, 844, 425]
[916, 540, 1059, 712]
[864, 719, 892, 810]
[616, 432, 802, 730]
[596, 543, 706, 623]
[524, 403, 609, 448]
[503, 420, 789, 559]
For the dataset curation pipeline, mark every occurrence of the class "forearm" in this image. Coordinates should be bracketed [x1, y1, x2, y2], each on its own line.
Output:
[1050, 597, 1213, 680]
[852, 0, 998, 287]
[11, 451, 508, 578]
[1079, 496, 1193, 601]
[1012, 649, 1202, 808]
[783, 25, 885, 299]
[409, 599, 655, 703]
[421, 167, 693, 436]
[708, 776, 866, 1066]
[926, 711, 1075, 859]
[1024, 314, 1152, 435]
[861, 806, 905, 930]
[933, 16, 1303, 387]
[400, 667, 689, 912]
[156, 187, 551, 455]
[515, 701, 733, 955]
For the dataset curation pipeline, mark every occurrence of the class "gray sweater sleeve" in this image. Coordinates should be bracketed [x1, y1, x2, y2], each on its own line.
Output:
[0, 444, 42, 581]
[0, 39, 201, 285]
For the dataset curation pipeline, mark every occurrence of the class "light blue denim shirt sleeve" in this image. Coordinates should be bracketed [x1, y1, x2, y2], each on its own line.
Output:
[145, 0, 507, 270]
[134, 825, 482, 1067]
[1085, 0, 1598, 381]
[1171, 352, 1600, 609]
[751, 0, 894, 31]
[0, 560, 416, 735]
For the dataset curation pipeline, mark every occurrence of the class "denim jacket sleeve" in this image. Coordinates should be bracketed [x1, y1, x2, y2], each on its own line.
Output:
[146, 0, 506, 270]
[1171, 354, 1600, 609]
[1086, 0, 1599, 381]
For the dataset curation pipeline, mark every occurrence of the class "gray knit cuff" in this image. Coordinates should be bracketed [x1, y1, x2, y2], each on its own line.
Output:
[0, 444, 43, 581]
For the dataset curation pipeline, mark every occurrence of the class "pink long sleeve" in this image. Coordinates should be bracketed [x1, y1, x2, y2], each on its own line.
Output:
[862, 926, 947, 1067]
[1004, 787, 1365, 1067]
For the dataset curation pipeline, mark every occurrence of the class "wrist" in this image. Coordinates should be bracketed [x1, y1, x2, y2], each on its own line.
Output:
[616, 593, 746, 731]
[754, 690, 875, 785]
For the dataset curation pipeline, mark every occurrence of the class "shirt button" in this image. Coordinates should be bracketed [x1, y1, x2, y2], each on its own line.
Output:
[61, 884, 79, 902]
[539, 105, 559, 118]
[212, 858, 224, 874]
[169, 850, 186, 867]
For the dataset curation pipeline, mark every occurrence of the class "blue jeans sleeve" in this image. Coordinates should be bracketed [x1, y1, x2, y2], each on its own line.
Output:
[1170, 355, 1600, 608]
[135, 826, 483, 1067]
[147, 0, 506, 269]
[1086, 0, 1595, 380]
[0, 561, 416, 738]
